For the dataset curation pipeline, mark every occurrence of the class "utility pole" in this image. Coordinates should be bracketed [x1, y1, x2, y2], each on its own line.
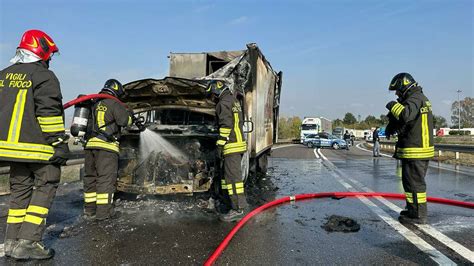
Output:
[456, 89, 462, 130]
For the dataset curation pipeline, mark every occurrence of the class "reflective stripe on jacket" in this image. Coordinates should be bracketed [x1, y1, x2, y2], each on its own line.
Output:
[216, 90, 247, 156]
[389, 87, 434, 159]
[0, 62, 65, 163]
[85, 98, 131, 154]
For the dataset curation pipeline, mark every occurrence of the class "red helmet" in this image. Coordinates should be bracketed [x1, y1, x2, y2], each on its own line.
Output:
[18, 30, 58, 61]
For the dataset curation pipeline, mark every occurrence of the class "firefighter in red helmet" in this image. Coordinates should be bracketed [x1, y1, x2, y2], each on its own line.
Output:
[0, 30, 69, 260]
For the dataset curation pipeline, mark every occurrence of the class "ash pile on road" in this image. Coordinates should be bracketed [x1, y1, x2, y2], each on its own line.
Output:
[322, 215, 360, 233]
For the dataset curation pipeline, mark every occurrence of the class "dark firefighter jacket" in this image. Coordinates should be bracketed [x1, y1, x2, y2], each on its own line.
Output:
[85, 97, 132, 154]
[387, 86, 434, 160]
[0, 61, 65, 163]
[216, 90, 247, 156]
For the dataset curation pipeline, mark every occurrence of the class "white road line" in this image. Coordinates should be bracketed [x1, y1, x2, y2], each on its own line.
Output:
[355, 143, 474, 175]
[0, 243, 4, 257]
[356, 143, 392, 157]
[341, 170, 474, 263]
[316, 149, 455, 265]
[272, 144, 301, 150]
[313, 148, 320, 159]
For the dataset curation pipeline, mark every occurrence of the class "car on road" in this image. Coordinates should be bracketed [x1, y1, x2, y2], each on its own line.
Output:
[302, 133, 319, 146]
[306, 134, 348, 149]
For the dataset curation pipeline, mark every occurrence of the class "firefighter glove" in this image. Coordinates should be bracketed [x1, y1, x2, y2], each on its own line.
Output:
[49, 143, 70, 166]
[385, 101, 397, 111]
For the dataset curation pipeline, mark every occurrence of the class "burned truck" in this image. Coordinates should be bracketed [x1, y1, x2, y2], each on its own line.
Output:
[117, 43, 282, 194]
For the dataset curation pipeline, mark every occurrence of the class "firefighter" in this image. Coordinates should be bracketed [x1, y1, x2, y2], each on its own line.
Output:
[0, 30, 69, 260]
[385, 73, 434, 224]
[83, 79, 132, 221]
[206, 80, 248, 222]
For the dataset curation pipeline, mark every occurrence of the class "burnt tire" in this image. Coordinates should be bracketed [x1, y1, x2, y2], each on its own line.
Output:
[257, 153, 268, 174]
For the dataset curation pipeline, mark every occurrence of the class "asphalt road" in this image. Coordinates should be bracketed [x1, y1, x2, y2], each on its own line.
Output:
[0, 143, 472, 265]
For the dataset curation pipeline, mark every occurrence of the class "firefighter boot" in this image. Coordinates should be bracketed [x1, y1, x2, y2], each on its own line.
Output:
[399, 204, 427, 224]
[83, 203, 96, 221]
[219, 209, 244, 222]
[11, 239, 54, 260]
[4, 238, 17, 257]
[96, 204, 120, 221]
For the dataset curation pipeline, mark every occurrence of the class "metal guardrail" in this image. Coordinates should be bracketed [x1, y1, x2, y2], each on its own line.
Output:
[378, 141, 474, 153]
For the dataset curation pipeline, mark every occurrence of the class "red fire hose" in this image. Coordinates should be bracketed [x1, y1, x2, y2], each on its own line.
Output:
[63, 93, 126, 109]
[204, 192, 474, 266]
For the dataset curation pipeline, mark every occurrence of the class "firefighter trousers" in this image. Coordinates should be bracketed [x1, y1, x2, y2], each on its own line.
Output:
[6, 162, 60, 242]
[84, 149, 118, 219]
[221, 153, 247, 210]
[401, 159, 429, 219]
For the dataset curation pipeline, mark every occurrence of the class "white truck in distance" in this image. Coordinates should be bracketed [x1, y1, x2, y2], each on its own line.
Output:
[300, 117, 332, 143]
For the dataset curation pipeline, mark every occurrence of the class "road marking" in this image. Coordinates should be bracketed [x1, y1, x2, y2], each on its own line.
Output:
[272, 144, 301, 150]
[340, 169, 474, 263]
[355, 143, 392, 157]
[316, 149, 455, 265]
[313, 148, 320, 159]
[355, 143, 474, 175]
[0, 243, 4, 257]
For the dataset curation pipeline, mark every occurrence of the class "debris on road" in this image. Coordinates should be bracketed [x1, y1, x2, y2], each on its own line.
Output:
[322, 215, 361, 233]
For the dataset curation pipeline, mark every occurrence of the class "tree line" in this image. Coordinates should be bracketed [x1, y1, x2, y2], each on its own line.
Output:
[278, 97, 472, 140]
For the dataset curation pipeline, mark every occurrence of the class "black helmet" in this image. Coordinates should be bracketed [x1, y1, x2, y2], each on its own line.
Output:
[206, 80, 228, 97]
[388, 73, 417, 94]
[101, 79, 124, 99]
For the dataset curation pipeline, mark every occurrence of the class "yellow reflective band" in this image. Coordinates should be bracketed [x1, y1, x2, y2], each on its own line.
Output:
[233, 113, 243, 143]
[417, 192, 427, 203]
[398, 147, 434, 153]
[98, 111, 105, 129]
[85, 192, 97, 203]
[27, 205, 49, 215]
[405, 192, 414, 203]
[96, 199, 108, 204]
[0, 149, 53, 161]
[224, 142, 247, 149]
[391, 103, 405, 120]
[235, 182, 244, 189]
[396, 146, 434, 159]
[96, 193, 109, 204]
[223, 145, 247, 155]
[9, 209, 27, 216]
[7, 89, 28, 143]
[227, 190, 233, 195]
[220, 133, 230, 138]
[235, 188, 244, 194]
[421, 113, 429, 148]
[0, 141, 54, 154]
[86, 137, 119, 153]
[217, 140, 227, 146]
[128, 116, 132, 126]
[37, 116, 64, 125]
[24, 214, 44, 225]
[7, 216, 24, 224]
[39, 124, 65, 133]
[219, 128, 231, 134]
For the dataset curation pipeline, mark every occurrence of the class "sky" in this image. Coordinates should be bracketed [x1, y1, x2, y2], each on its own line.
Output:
[0, 0, 472, 125]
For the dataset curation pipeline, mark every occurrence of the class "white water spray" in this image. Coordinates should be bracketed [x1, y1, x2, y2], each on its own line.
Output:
[139, 129, 187, 162]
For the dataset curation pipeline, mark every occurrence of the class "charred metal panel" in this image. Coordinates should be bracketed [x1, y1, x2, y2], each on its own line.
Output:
[169, 53, 207, 79]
